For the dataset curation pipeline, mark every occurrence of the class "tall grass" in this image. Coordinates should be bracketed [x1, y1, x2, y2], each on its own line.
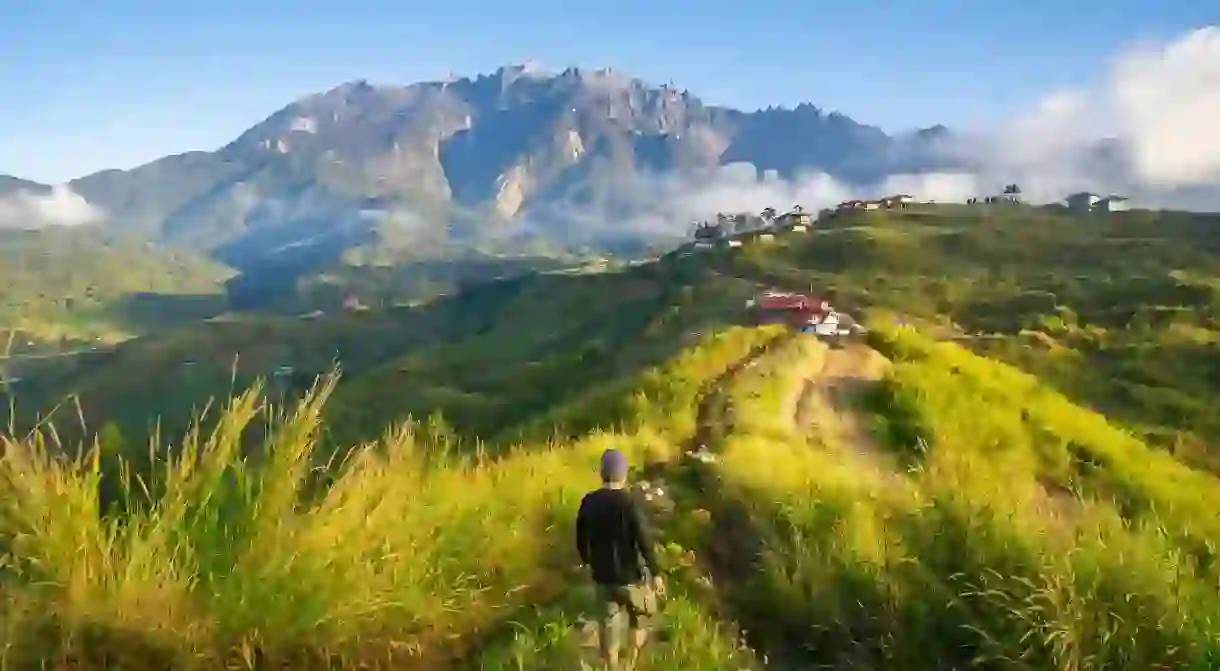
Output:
[7, 314, 1220, 668]
[0, 326, 777, 668]
[706, 330, 1220, 669]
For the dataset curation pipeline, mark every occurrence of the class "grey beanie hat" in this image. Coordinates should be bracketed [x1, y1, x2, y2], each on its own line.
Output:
[599, 448, 628, 482]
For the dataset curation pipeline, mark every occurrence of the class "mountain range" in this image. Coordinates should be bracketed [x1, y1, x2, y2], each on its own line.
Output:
[1, 64, 963, 308]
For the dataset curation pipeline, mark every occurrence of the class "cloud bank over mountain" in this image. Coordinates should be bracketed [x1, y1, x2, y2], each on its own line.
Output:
[939, 26, 1220, 206]
[4, 26, 1217, 251]
[0, 185, 106, 229]
[626, 24, 1220, 228]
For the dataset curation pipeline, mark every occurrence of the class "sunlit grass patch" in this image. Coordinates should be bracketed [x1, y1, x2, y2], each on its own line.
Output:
[0, 326, 781, 668]
[703, 327, 1220, 669]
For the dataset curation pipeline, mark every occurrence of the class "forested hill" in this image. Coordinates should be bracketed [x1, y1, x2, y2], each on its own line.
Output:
[0, 227, 234, 344]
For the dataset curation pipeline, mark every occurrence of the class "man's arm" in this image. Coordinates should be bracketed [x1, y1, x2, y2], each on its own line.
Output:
[575, 495, 592, 566]
[628, 496, 661, 577]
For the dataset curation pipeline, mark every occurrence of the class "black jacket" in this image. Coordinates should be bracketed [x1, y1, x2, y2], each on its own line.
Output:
[575, 486, 661, 586]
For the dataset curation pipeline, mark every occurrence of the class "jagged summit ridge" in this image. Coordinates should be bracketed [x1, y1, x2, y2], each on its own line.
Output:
[0, 64, 960, 266]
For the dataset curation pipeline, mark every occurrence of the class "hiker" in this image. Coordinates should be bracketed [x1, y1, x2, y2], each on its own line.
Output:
[576, 448, 666, 669]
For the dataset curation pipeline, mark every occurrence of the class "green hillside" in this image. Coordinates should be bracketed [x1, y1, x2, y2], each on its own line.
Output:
[3, 205, 1220, 669]
[0, 225, 582, 349]
[723, 205, 1220, 472]
[219, 226, 585, 314]
[0, 227, 235, 344]
[2, 256, 749, 450]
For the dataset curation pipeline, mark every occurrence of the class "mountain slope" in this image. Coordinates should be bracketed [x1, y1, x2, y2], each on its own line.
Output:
[62, 66, 956, 262]
[0, 66, 964, 314]
[0, 175, 51, 198]
[3, 254, 759, 450]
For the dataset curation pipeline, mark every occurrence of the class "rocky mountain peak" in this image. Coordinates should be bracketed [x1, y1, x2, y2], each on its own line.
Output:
[50, 64, 964, 268]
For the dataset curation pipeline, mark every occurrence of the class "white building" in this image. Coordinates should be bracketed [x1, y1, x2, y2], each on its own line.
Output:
[1065, 192, 1102, 211]
[813, 312, 841, 336]
[798, 311, 845, 336]
[881, 194, 915, 208]
[1065, 192, 1129, 212]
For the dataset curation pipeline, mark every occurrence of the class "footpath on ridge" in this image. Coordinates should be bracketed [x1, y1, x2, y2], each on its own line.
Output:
[553, 260, 895, 669]
[569, 326, 896, 669]
[677, 337, 895, 669]
[569, 331, 796, 670]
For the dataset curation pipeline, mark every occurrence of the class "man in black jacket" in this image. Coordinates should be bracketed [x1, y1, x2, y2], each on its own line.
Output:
[576, 448, 666, 669]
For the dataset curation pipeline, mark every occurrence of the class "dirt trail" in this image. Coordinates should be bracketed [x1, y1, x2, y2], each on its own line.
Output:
[578, 332, 897, 668]
[674, 336, 897, 668]
[793, 342, 890, 461]
[684, 332, 797, 455]
[791, 342, 1079, 528]
[676, 335, 815, 669]
[573, 333, 795, 669]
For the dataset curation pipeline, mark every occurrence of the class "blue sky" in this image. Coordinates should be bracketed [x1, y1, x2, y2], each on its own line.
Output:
[2, 0, 1213, 183]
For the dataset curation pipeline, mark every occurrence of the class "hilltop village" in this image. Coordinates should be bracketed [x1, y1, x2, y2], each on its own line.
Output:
[685, 184, 1132, 248]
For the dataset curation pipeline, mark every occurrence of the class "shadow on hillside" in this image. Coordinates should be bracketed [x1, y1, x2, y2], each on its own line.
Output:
[321, 260, 762, 450]
[8, 258, 762, 478]
[219, 220, 574, 315]
[108, 292, 231, 332]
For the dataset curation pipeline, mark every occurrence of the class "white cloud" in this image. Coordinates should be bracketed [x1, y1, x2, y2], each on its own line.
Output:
[534, 163, 981, 240]
[1111, 27, 1220, 186]
[657, 165, 981, 220]
[940, 26, 1220, 206]
[878, 173, 979, 203]
[0, 185, 106, 228]
[555, 25, 1220, 238]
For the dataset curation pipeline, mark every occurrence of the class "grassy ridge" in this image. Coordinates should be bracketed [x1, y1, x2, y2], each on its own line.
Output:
[0, 325, 780, 668]
[323, 265, 759, 447]
[703, 327, 1220, 669]
[714, 207, 1220, 469]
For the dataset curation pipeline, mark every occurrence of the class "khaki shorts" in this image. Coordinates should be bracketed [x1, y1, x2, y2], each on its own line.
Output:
[596, 582, 658, 649]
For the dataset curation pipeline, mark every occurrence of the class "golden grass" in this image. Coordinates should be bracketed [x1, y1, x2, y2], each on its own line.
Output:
[4, 319, 1220, 669]
[0, 326, 780, 669]
[705, 327, 1220, 669]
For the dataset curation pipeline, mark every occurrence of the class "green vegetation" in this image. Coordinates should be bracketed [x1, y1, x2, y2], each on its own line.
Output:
[704, 328, 1220, 669]
[224, 240, 581, 314]
[3, 260, 757, 451]
[0, 228, 234, 343]
[0, 224, 584, 346]
[721, 205, 1220, 472]
[4, 205, 1220, 668]
[0, 325, 782, 668]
